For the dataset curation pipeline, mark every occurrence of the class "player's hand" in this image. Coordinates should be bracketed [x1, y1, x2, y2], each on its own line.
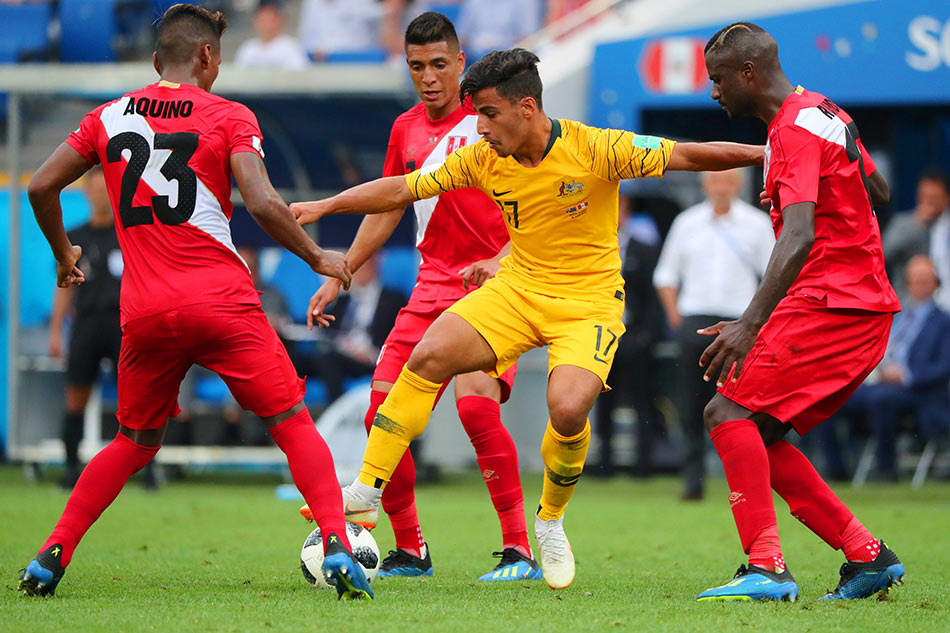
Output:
[56, 245, 85, 288]
[291, 200, 332, 225]
[49, 331, 63, 358]
[697, 318, 759, 388]
[307, 278, 343, 330]
[312, 250, 351, 292]
[459, 257, 501, 289]
[759, 188, 773, 209]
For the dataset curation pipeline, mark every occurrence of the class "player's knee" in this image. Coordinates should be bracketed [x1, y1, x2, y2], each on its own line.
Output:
[406, 339, 449, 383]
[548, 396, 590, 436]
[703, 399, 727, 433]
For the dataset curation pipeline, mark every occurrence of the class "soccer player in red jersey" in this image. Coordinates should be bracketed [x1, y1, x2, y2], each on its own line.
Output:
[296, 12, 539, 581]
[18, 4, 372, 600]
[695, 22, 904, 601]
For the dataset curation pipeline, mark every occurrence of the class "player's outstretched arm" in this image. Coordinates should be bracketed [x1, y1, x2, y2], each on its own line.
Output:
[29, 143, 90, 288]
[231, 152, 351, 289]
[306, 208, 407, 330]
[698, 202, 815, 387]
[666, 142, 764, 172]
[291, 176, 416, 225]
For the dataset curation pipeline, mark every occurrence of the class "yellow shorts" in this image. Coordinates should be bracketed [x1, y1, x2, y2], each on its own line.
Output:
[445, 275, 626, 388]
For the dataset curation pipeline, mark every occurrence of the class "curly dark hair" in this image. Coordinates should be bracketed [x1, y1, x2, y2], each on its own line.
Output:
[460, 48, 543, 109]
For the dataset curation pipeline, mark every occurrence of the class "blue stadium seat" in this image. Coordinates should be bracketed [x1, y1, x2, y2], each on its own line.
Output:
[379, 247, 419, 298]
[59, 0, 117, 62]
[267, 250, 322, 323]
[0, 3, 52, 63]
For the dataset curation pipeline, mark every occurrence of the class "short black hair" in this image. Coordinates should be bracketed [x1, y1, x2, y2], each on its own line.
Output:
[705, 21, 767, 54]
[919, 167, 950, 192]
[460, 48, 543, 109]
[405, 11, 459, 50]
[156, 3, 228, 68]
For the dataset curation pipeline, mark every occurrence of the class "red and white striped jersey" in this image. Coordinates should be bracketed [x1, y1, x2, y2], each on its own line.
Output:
[382, 101, 508, 302]
[66, 80, 262, 324]
[764, 86, 899, 313]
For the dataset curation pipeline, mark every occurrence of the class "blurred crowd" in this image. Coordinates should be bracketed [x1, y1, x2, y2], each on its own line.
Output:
[235, 0, 594, 66]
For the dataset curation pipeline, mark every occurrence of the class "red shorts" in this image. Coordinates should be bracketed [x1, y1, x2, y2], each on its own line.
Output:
[117, 302, 304, 430]
[718, 295, 893, 435]
[374, 294, 516, 404]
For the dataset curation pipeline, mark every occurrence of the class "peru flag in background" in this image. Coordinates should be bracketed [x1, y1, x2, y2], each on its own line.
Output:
[639, 37, 709, 94]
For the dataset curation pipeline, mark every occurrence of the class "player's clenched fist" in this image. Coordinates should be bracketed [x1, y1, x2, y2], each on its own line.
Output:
[312, 249, 351, 291]
[56, 244, 85, 288]
[291, 200, 332, 225]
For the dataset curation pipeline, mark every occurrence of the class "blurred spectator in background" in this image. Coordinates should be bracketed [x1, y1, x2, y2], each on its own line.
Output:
[298, 0, 385, 61]
[456, 0, 541, 59]
[927, 172, 950, 311]
[883, 169, 949, 302]
[653, 169, 774, 500]
[47, 168, 134, 487]
[593, 186, 664, 477]
[815, 255, 950, 481]
[235, 0, 308, 69]
[302, 256, 406, 401]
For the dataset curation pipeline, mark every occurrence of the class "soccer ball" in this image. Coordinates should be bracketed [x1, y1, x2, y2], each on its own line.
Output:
[300, 522, 380, 588]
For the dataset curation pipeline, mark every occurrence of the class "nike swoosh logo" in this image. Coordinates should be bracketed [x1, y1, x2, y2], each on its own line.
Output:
[492, 189, 512, 196]
[344, 502, 370, 515]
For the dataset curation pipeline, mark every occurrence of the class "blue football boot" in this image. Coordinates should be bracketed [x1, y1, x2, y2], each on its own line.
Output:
[478, 548, 543, 581]
[376, 545, 433, 578]
[697, 564, 799, 602]
[322, 533, 374, 600]
[18, 544, 66, 597]
[818, 541, 904, 600]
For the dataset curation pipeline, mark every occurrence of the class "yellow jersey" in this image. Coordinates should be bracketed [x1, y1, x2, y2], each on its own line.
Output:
[405, 118, 675, 299]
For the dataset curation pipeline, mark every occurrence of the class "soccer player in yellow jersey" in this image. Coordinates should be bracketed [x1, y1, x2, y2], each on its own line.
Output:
[293, 48, 763, 589]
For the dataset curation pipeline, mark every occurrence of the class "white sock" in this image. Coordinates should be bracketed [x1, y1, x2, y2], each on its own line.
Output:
[350, 478, 383, 505]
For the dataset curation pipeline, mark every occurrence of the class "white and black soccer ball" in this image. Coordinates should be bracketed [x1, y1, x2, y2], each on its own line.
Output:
[300, 521, 380, 588]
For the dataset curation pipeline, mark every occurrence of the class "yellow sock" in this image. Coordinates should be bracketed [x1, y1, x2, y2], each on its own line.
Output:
[358, 365, 442, 488]
[537, 419, 590, 521]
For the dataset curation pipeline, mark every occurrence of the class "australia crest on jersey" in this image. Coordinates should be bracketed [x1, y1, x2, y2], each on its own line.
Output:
[555, 179, 585, 202]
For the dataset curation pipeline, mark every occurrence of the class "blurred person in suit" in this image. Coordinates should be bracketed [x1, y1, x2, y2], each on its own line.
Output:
[653, 169, 774, 499]
[815, 254, 950, 480]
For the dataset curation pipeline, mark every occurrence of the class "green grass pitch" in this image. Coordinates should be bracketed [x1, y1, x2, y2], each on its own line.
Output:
[2, 466, 948, 632]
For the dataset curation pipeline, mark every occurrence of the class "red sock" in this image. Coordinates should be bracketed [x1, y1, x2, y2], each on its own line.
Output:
[41, 432, 158, 566]
[840, 517, 880, 562]
[269, 409, 349, 552]
[766, 440, 869, 557]
[710, 420, 781, 565]
[457, 395, 531, 558]
[364, 389, 424, 556]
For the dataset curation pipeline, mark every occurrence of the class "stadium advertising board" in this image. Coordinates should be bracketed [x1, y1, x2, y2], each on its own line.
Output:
[591, 0, 950, 129]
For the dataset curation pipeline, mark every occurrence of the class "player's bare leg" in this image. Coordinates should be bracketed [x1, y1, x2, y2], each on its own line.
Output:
[19, 422, 165, 596]
[343, 313, 497, 528]
[455, 371, 540, 581]
[534, 365, 601, 589]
